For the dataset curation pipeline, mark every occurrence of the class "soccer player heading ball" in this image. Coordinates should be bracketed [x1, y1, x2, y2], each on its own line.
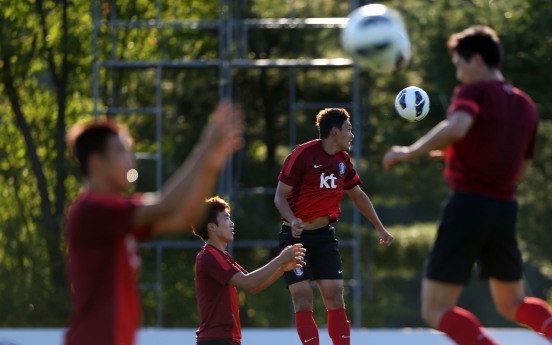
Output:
[383, 25, 552, 345]
[64, 101, 244, 345]
[275, 108, 393, 345]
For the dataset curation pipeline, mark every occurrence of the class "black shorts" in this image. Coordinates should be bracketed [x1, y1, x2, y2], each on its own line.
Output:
[278, 225, 343, 287]
[424, 192, 523, 285]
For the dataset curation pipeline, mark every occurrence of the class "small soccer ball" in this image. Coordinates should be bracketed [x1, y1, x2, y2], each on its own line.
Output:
[394, 86, 430, 122]
[341, 4, 411, 73]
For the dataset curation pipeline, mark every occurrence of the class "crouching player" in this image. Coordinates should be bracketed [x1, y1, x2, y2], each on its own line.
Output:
[193, 196, 306, 345]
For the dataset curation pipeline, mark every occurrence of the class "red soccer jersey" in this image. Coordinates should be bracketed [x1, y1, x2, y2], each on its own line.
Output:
[64, 192, 152, 345]
[195, 245, 248, 344]
[278, 139, 362, 222]
[444, 80, 538, 200]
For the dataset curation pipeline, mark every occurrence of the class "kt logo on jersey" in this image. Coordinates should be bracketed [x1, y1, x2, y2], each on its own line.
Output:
[320, 173, 337, 188]
[319, 162, 346, 188]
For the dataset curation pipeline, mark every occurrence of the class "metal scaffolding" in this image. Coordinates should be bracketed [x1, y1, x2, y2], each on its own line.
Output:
[92, 0, 367, 328]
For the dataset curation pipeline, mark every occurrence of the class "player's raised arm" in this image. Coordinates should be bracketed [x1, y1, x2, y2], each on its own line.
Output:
[133, 100, 245, 232]
[382, 110, 474, 172]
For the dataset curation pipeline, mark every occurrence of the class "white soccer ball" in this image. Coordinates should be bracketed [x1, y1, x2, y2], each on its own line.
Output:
[341, 4, 411, 73]
[394, 86, 430, 122]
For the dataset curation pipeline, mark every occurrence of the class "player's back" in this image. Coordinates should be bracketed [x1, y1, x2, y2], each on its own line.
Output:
[445, 80, 538, 200]
[65, 192, 143, 345]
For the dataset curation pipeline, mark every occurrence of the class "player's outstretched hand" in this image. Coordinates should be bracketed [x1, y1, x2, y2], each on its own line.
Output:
[382, 146, 411, 172]
[279, 244, 306, 272]
[290, 218, 304, 238]
[377, 227, 393, 247]
[199, 100, 245, 171]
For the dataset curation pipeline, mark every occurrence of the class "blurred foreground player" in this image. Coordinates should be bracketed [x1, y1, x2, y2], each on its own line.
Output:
[64, 101, 244, 345]
[193, 196, 306, 345]
[275, 108, 393, 345]
[383, 25, 552, 345]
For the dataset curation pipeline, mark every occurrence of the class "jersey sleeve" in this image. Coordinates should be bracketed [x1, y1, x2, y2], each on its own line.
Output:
[342, 153, 362, 190]
[448, 84, 482, 119]
[201, 250, 242, 286]
[278, 147, 307, 187]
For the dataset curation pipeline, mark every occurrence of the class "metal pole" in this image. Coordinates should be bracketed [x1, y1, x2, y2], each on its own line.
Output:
[225, 0, 234, 201]
[155, 65, 163, 191]
[350, 0, 364, 329]
[92, 0, 99, 118]
[156, 243, 163, 327]
[216, 0, 227, 198]
[110, 0, 118, 113]
[351, 65, 362, 329]
[289, 67, 297, 148]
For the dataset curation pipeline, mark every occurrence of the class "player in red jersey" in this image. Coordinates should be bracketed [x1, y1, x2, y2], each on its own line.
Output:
[193, 196, 306, 345]
[383, 25, 552, 345]
[275, 108, 393, 345]
[64, 101, 244, 345]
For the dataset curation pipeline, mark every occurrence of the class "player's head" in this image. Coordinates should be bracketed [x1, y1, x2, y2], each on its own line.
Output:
[192, 196, 234, 242]
[447, 25, 503, 83]
[67, 119, 135, 191]
[316, 108, 354, 151]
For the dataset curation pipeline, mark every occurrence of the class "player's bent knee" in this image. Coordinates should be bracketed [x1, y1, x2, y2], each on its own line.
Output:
[290, 289, 314, 311]
[323, 292, 345, 309]
[292, 297, 314, 311]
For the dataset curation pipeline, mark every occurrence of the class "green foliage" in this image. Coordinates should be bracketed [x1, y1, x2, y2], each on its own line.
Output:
[2, 0, 552, 329]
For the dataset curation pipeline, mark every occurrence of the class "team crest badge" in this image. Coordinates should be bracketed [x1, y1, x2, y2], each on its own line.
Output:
[293, 267, 304, 277]
[339, 162, 346, 175]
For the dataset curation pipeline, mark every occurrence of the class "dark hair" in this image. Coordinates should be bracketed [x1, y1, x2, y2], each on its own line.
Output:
[315, 108, 351, 139]
[447, 25, 503, 68]
[192, 196, 230, 241]
[66, 120, 129, 176]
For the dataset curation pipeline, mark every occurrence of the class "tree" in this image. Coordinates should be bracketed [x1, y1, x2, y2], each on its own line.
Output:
[0, 0, 92, 325]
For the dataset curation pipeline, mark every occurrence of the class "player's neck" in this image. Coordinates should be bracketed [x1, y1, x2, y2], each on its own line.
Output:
[320, 138, 341, 155]
[471, 68, 504, 83]
[206, 239, 228, 252]
[84, 177, 124, 195]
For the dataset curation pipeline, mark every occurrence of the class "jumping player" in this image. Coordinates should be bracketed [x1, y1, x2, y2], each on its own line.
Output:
[383, 25, 552, 345]
[64, 101, 244, 345]
[193, 196, 306, 345]
[275, 108, 393, 345]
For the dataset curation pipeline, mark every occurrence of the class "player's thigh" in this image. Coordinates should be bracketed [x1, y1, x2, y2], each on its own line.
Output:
[315, 279, 345, 310]
[489, 278, 525, 321]
[425, 193, 484, 285]
[478, 200, 523, 282]
[280, 225, 315, 287]
[289, 280, 314, 311]
[421, 278, 464, 328]
[309, 227, 343, 281]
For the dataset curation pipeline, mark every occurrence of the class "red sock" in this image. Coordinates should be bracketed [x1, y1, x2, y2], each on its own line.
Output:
[438, 307, 499, 345]
[327, 308, 350, 345]
[516, 297, 552, 340]
[295, 310, 319, 345]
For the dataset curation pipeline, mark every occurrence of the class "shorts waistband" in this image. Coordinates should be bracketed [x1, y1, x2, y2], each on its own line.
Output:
[281, 224, 332, 234]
